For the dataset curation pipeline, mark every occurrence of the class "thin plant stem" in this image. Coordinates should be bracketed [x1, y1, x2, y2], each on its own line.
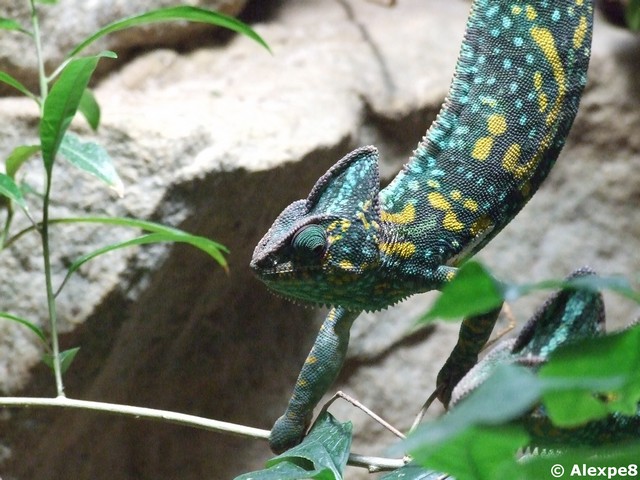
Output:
[29, 0, 48, 102]
[0, 396, 406, 471]
[41, 174, 64, 397]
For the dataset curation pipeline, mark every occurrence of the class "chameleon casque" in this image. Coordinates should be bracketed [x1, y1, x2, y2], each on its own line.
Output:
[251, 0, 593, 453]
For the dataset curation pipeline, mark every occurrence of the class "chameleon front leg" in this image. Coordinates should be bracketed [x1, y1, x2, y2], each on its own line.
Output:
[269, 306, 360, 453]
[435, 304, 503, 406]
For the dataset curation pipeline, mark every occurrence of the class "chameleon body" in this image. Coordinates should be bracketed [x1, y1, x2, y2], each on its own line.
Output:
[450, 268, 640, 448]
[251, 0, 593, 453]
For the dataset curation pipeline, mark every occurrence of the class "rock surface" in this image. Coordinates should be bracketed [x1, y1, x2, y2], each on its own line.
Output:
[0, 0, 639, 479]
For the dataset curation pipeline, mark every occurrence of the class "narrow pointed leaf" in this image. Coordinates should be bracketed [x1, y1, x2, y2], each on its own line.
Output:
[35, 0, 59, 4]
[43, 347, 80, 374]
[59, 132, 123, 196]
[0, 312, 46, 343]
[0, 71, 37, 100]
[5, 145, 41, 178]
[0, 18, 30, 35]
[40, 52, 116, 172]
[56, 233, 179, 295]
[78, 88, 100, 130]
[49, 216, 229, 271]
[419, 261, 504, 322]
[0, 173, 26, 208]
[68, 6, 270, 58]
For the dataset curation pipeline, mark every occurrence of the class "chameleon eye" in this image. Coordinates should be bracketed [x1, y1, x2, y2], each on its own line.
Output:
[291, 224, 327, 256]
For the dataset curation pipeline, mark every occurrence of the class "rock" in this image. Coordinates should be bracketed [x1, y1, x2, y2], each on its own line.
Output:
[0, 0, 638, 479]
[0, 0, 248, 95]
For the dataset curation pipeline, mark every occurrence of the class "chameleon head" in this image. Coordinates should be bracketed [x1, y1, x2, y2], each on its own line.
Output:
[250, 146, 384, 310]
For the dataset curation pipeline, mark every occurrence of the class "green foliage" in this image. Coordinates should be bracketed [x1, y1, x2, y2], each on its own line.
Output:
[418, 260, 640, 325]
[0, 0, 269, 393]
[398, 325, 640, 479]
[627, 0, 640, 31]
[235, 413, 352, 480]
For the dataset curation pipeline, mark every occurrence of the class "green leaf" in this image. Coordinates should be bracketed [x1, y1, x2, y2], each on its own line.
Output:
[40, 52, 116, 172]
[0, 18, 30, 35]
[0, 71, 37, 100]
[0, 173, 27, 208]
[515, 442, 640, 479]
[5, 145, 41, 178]
[626, 0, 640, 31]
[43, 347, 80, 374]
[56, 233, 192, 296]
[236, 413, 352, 480]
[418, 261, 504, 322]
[380, 464, 445, 480]
[59, 132, 123, 196]
[68, 6, 270, 59]
[401, 364, 540, 457]
[410, 425, 527, 480]
[505, 274, 640, 304]
[0, 312, 46, 343]
[540, 325, 640, 424]
[35, 0, 59, 4]
[49, 216, 229, 271]
[78, 88, 101, 130]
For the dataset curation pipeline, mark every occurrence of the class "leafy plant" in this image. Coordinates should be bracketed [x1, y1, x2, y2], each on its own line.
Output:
[0, 0, 268, 397]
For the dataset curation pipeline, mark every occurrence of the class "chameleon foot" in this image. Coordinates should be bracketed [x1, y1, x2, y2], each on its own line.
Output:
[269, 413, 311, 454]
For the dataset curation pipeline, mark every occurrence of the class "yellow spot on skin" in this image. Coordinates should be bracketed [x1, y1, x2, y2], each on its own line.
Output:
[443, 212, 464, 232]
[339, 260, 354, 271]
[502, 143, 522, 176]
[427, 179, 440, 189]
[380, 203, 416, 224]
[487, 114, 507, 136]
[297, 379, 307, 387]
[512, 5, 522, 15]
[530, 26, 567, 126]
[463, 199, 479, 212]
[538, 91, 548, 112]
[450, 190, 462, 200]
[471, 136, 494, 161]
[356, 211, 371, 230]
[306, 356, 317, 364]
[526, 5, 538, 20]
[445, 269, 456, 281]
[428, 192, 451, 210]
[574, 16, 587, 48]
[533, 71, 543, 90]
[470, 215, 494, 236]
[380, 242, 416, 258]
[576, 0, 584, 5]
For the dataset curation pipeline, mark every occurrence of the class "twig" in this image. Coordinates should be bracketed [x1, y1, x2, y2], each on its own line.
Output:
[0, 396, 406, 471]
[320, 390, 405, 439]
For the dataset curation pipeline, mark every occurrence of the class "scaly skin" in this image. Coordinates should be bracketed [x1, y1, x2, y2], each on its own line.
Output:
[251, 0, 593, 453]
[450, 268, 640, 448]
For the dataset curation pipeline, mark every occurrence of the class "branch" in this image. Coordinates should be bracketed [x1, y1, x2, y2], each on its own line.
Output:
[0, 396, 406, 471]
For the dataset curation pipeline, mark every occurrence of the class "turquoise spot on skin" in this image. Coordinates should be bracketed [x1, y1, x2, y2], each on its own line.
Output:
[513, 37, 523, 47]
[526, 54, 535, 64]
[486, 4, 499, 17]
[510, 82, 518, 93]
[502, 16, 512, 28]
[487, 77, 496, 86]
[491, 28, 500, 37]
[503, 58, 512, 70]
[478, 55, 487, 64]
[519, 115, 527, 125]
[515, 99, 523, 109]
[552, 9, 561, 21]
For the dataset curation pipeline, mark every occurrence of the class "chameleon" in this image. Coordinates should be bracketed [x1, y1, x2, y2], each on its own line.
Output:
[450, 268, 640, 448]
[251, 0, 593, 453]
